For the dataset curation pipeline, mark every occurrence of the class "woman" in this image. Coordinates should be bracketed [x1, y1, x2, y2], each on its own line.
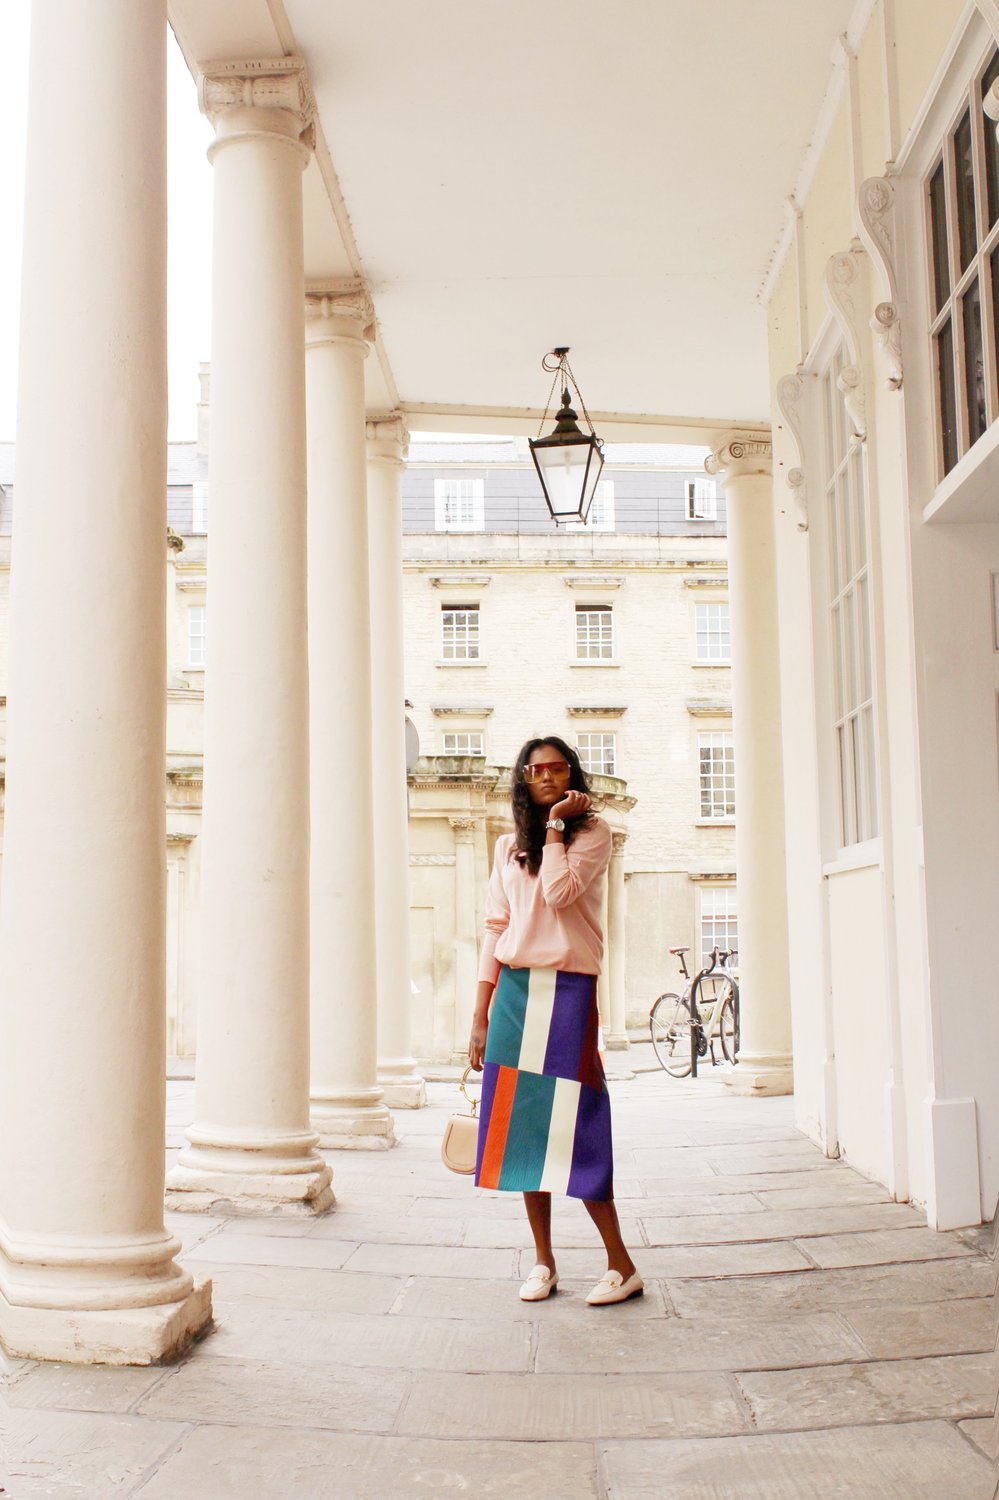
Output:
[467, 736, 642, 1306]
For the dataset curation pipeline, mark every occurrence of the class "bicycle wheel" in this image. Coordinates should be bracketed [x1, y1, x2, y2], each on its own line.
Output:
[718, 992, 738, 1063]
[649, 993, 692, 1077]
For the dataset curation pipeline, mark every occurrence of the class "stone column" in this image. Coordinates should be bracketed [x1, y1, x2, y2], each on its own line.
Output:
[705, 434, 793, 1095]
[306, 283, 394, 1148]
[167, 59, 332, 1213]
[0, 0, 210, 1362]
[603, 831, 631, 1049]
[450, 817, 480, 1063]
[368, 414, 427, 1105]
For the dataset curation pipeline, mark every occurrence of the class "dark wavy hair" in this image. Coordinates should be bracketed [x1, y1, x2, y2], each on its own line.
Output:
[510, 735, 593, 875]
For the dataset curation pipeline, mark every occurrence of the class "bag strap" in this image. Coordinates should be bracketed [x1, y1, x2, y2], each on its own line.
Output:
[458, 1064, 481, 1117]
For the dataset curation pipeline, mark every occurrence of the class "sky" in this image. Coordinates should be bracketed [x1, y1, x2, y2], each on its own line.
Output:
[0, 18, 213, 442]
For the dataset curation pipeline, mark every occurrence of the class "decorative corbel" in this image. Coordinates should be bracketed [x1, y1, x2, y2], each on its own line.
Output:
[856, 176, 903, 390]
[824, 244, 867, 443]
[774, 368, 810, 532]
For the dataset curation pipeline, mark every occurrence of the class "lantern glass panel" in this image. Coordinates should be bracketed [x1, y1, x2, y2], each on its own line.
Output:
[531, 437, 604, 522]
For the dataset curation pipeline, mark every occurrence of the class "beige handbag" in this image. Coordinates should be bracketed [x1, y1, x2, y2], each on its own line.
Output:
[441, 1066, 481, 1174]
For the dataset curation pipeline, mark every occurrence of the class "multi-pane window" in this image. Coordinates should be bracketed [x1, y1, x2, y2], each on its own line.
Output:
[698, 732, 735, 820]
[441, 605, 480, 660]
[821, 347, 879, 847]
[575, 605, 614, 659]
[187, 606, 206, 667]
[700, 886, 738, 965]
[434, 478, 484, 531]
[567, 479, 615, 531]
[685, 478, 717, 520]
[927, 50, 999, 476]
[694, 601, 731, 662]
[191, 482, 209, 535]
[577, 732, 616, 776]
[442, 731, 484, 756]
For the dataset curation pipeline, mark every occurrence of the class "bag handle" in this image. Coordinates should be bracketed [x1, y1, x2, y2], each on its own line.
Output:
[459, 1064, 481, 1117]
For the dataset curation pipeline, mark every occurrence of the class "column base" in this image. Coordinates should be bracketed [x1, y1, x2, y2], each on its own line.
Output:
[724, 1051, 794, 1097]
[378, 1057, 427, 1109]
[0, 1275, 213, 1366]
[166, 1156, 334, 1217]
[603, 1032, 631, 1051]
[311, 1091, 397, 1150]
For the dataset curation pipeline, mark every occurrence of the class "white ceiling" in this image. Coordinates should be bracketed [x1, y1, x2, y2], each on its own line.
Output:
[171, 0, 858, 434]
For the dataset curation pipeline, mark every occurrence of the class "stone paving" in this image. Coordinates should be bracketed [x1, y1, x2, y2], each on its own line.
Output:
[2, 1059, 997, 1498]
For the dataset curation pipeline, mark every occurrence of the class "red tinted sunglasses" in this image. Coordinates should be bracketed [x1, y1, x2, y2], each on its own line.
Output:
[522, 760, 570, 782]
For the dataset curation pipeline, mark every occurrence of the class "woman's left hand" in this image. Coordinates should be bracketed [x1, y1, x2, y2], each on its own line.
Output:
[549, 790, 591, 821]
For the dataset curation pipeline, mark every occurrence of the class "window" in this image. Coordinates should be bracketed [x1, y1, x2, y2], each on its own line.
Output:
[191, 482, 209, 535]
[685, 478, 717, 520]
[698, 732, 735, 820]
[821, 347, 879, 847]
[577, 731, 616, 776]
[434, 478, 484, 531]
[442, 731, 484, 756]
[576, 605, 614, 660]
[700, 886, 738, 965]
[566, 479, 615, 531]
[926, 50, 999, 476]
[187, 606, 206, 668]
[441, 605, 480, 660]
[694, 601, 731, 662]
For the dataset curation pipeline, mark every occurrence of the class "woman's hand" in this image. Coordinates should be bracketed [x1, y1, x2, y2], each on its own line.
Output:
[549, 790, 591, 822]
[468, 1018, 488, 1071]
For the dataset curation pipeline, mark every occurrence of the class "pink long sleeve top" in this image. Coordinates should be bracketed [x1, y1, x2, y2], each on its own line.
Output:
[477, 815, 613, 985]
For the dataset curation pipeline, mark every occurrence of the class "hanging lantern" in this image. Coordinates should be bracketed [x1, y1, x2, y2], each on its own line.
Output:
[529, 348, 605, 524]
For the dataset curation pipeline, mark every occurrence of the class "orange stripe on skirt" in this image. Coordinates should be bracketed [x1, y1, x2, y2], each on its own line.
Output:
[478, 1063, 518, 1188]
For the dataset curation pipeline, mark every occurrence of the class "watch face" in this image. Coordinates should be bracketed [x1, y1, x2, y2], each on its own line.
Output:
[549, 818, 565, 831]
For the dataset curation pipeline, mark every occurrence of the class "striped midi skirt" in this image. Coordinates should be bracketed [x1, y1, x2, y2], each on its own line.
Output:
[474, 965, 614, 1202]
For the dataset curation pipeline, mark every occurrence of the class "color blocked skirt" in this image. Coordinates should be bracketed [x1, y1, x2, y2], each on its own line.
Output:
[474, 965, 614, 1202]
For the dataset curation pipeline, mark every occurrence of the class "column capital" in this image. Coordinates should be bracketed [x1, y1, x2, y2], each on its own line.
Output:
[305, 279, 376, 343]
[449, 816, 478, 843]
[366, 411, 410, 466]
[705, 432, 773, 484]
[611, 830, 628, 855]
[198, 58, 316, 156]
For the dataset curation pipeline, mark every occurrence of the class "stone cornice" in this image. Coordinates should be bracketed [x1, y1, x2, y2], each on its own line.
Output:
[683, 576, 728, 590]
[198, 59, 316, 152]
[567, 705, 627, 718]
[305, 278, 376, 341]
[562, 575, 624, 590]
[686, 699, 732, 717]
[429, 574, 493, 589]
[705, 434, 773, 483]
[430, 705, 495, 716]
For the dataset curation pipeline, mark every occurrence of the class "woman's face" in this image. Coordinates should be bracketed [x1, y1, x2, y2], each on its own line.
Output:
[523, 745, 572, 808]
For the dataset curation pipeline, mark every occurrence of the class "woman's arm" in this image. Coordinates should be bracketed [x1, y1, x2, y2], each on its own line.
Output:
[467, 980, 495, 1071]
[540, 816, 612, 909]
[476, 836, 511, 988]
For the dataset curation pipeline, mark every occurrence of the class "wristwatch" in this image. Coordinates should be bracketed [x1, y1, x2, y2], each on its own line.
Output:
[545, 818, 566, 832]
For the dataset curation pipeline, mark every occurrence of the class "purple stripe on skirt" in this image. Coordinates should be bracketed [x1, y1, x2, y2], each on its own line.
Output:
[567, 1082, 614, 1201]
[542, 969, 596, 1080]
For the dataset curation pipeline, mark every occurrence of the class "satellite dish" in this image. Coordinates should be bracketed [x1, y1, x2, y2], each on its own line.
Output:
[405, 715, 420, 773]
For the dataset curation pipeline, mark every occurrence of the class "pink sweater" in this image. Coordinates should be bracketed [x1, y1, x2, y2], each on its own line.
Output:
[477, 816, 613, 985]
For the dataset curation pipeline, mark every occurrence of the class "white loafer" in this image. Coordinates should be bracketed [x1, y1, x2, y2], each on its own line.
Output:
[586, 1269, 644, 1306]
[519, 1264, 559, 1301]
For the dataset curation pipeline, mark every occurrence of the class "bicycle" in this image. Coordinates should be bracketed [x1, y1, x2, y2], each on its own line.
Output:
[648, 946, 740, 1078]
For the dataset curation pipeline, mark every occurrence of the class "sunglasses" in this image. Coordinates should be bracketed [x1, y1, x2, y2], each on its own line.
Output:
[523, 760, 571, 782]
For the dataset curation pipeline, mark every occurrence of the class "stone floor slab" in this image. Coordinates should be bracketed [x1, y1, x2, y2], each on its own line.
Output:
[740, 1353, 994, 1431]
[341, 1241, 518, 1279]
[841, 1297, 993, 1358]
[4, 1360, 168, 1414]
[394, 1273, 671, 1322]
[537, 1309, 865, 1374]
[460, 1215, 645, 1248]
[182, 1232, 359, 1270]
[3, 1406, 187, 1498]
[304, 1211, 465, 1246]
[752, 1180, 891, 1209]
[599, 1422, 995, 1498]
[131, 1426, 600, 1500]
[667, 1256, 994, 1319]
[136, 1355, 409, 1433]
[185, 1262, 403, 1314]
[399, 1370, 749, 1440]
[960, 1416, 999, 1461]
[642, 1203, 923, 1246]
[199, 1303, 532, 1372]
[800, 1226, 976, 1268]
[518, 1240, 814, 1279]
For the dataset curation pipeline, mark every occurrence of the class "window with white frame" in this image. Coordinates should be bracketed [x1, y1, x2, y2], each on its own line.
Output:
[187, 605, 206, 668]
[926, 49, 999, 476]
[694, 600, 730, 662]
[821, 346, 879, 847]
[577, 731, 616, 776]
[434, 477, 485, 531]
[566, 479, 615, 531]
[191, 482, 209, 535]
[700, 885, 738, 965]
[441, 604, 480, 661]
[685, 477, 717, 520]
[698, 731, 735, 820]
[575, 604, 614, 660]
[442, 731, 484, 756]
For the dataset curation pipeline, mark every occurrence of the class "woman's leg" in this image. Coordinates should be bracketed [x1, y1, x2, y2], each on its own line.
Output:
[524, 1190, 556, 1272]
[583, 1196, 637, 1279]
